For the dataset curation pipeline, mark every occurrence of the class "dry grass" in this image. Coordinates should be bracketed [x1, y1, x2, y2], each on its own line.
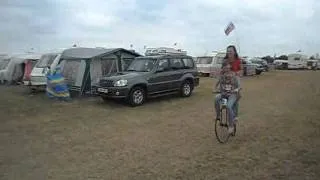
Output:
[0, 70, 319, 180]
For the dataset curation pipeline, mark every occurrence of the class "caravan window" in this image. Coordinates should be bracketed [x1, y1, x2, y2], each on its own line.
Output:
[294, 57, 300, 61]
[101, 58, 118, 76]
[0, 59, 10, 70]
[36, 54, 58, 68]
[197, 57, 212, 64]
[215, 56, 224, 64]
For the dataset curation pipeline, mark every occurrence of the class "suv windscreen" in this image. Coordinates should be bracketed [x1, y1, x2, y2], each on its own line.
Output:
[127, 58, 157, 72]
[36, 54, 58, 68]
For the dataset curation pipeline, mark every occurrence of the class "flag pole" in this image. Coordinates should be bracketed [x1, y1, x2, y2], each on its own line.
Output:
[225, 22, 240, 55]
[233, 23, 240, 55]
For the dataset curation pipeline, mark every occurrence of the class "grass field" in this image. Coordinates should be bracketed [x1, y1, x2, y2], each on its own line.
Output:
[0, 70, 320, 180]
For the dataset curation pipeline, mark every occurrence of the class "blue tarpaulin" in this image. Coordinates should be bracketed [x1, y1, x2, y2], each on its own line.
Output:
[46, 66, 71, 101]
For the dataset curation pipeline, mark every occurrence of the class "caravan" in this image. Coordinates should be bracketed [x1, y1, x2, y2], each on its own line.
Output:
[26, 53, 62, 89]
[287, 53, 308, 70]
[196, 52, 226, 77]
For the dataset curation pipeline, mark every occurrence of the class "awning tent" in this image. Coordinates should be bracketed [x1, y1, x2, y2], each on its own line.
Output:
[58, 47, 141, 96]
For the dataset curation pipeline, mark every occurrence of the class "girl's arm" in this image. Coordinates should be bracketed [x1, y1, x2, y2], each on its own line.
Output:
[236, 60, 242, 76]
[215, 78, 220, 89]
[233, 76, 240, 92]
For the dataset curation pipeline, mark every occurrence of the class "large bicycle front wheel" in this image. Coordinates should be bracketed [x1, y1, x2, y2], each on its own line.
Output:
[215, 107, 230, 143]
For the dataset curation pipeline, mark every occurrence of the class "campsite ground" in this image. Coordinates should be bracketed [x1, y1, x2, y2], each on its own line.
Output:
[0, 70, 320, 180]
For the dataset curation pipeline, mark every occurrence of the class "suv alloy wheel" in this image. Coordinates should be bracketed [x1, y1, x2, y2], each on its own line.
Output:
[128, 86, 146, 106]
[180, 80, 193, 97]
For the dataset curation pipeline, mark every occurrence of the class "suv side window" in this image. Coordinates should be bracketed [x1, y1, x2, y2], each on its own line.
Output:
[182, 58, 194, 69]
[170, 58, 184, 70]
[157, 59, 170, 71]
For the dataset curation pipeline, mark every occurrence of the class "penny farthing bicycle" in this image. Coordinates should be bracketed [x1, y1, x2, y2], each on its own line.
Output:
[213, 88, 241, 143]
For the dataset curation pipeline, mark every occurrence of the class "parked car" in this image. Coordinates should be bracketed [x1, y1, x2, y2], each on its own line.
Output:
[273, 60, 288, 69]
[306, 59, 318, 70]
[250, 58, 269, 71]
[96, 54, 200, 106]
[241, 59, 256, 76]
[246, 59, 264, 75]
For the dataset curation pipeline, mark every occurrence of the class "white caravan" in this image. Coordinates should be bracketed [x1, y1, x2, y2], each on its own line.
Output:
[196, 52, 226, 77]
[287, 53, 308, 69]
[27, 53, 61, 89]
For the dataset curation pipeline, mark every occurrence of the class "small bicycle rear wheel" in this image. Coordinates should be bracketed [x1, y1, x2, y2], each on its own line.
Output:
[215, 107, 230, 143]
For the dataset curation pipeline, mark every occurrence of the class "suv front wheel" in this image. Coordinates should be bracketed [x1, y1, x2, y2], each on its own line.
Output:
[180, 80, 193, 97]
[128, 86, 146, 106]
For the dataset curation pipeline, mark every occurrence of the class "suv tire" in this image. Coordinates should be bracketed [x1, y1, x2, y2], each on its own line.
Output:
[101, 96, 109, 102]
[180, 80, 193, 97]
[255, 69, 262, 75]
[128, 86, 146, 106]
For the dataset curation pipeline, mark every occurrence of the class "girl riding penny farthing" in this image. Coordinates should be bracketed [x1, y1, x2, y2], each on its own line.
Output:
[213, 45, 242, 143]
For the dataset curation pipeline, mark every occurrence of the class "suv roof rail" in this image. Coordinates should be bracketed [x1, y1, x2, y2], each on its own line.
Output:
[145, 47, 187, 56]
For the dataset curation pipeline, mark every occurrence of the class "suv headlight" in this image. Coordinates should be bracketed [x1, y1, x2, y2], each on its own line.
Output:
[114, 79, 128, 87]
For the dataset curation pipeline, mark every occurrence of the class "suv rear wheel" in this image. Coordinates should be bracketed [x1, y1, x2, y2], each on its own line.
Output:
[101, 96, 109, 102]
[180, 80, 193, 97]
[128, 86, 146, 106]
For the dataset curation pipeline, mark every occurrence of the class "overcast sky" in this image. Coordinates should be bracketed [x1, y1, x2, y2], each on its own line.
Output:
[0, 0, 319, 57]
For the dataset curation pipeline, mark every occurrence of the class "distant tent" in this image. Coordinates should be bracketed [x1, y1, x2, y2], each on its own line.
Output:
[58, 47, 141, 97]
[0, 54, 41, 84]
